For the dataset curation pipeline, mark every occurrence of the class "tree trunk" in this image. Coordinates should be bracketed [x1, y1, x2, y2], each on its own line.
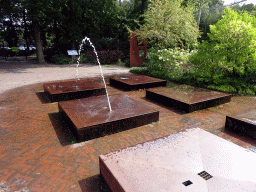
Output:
[53, 18, 59, 49]
[23, 9, 29, 59]
[33, 20, 45, 64]
[141, 0, 146, 14]
[197, 8, 201, 28]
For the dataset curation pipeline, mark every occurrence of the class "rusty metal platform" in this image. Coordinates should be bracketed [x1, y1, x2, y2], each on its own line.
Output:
[43, 78, 105, 102]
[110, 74, 166, 91]
[226, 109, 256, 139]
[146, 85, 231, 113]
[58, 94, 159, 142]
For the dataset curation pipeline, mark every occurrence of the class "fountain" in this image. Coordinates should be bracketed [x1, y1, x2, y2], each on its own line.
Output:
[56, 37, 159, 141]
[100, 128, 256, 191]
[225, 109, 256, 138]
[59, 94, 159, 142]
[110, 74, 167, 91]
[146, 84, 231, 113]
[77, 37, 112, 111]
[43, 37, 111, 105]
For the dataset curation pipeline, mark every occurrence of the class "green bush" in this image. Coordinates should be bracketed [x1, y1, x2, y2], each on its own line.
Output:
[188, 7, 256, 95]
[44, 48, 58, 62]
[77, 55, 88, 64]
[142, 47, 192, 80]
[51, 54, 73, 64]
[87, 50, 124, 64]
[134, 0, 200, 49]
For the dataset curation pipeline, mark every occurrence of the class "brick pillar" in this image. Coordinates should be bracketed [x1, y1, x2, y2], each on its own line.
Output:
[130, 32, 147, 67]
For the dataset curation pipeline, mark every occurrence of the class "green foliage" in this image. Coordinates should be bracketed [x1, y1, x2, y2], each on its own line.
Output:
[131, 47, 192, 81]
[232, 3, 256, 15]
[134, 0, 200, 49]
[124, 57, 131, 67]
[78, 55, 88, 64]
[87, 50, 124, 64]
[131, 7, 256, 95]
[188, 7, 256, 95]
[146, 47, 191, 70]
[51, 54, 73, 64]
[190, 7, 256, 76]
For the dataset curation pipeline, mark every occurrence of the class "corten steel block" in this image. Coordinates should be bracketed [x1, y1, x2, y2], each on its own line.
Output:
[58, 94, 159, 142]
[110, 74, 167, 91]
[146, 85, 231, 113]
[225, 109, 256, 139]
[43, 78, 105, 102]
[130, 31, 147, 67]
[99, 128, 256, 192]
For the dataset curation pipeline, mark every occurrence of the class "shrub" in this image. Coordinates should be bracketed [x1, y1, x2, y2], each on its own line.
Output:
[51, 54, 73, 64]
[142, 47, 192, 80]
[190, 7, 256, 82]
[134, 0, 200, 49]
[87, 50, 123, 64]
[81, 37, 129, 58]
[44, 47, 58, 62]
[77, 55, 88, 64]
[188, 7, 256, 95]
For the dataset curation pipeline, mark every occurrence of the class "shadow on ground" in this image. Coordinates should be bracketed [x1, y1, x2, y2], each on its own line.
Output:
[48, 112, 76, 146]
[79, 174, 112, 192]
[212, 126, 256, 147]
[36, 92, 51, 104]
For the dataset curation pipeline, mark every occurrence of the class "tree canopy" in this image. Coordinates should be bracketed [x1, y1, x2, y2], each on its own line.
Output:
[1, 0, 139, 63]
[134, 0, 200, 49]
[190, 7, 256, 91]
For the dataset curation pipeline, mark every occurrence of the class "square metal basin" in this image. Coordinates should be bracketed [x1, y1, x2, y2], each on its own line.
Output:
[226, 109, 256, 138]
[146, 85, 231, 113]
[43, 78, 105, 102]
[58, 94, 159, 141]
[110, 74, 166, 91]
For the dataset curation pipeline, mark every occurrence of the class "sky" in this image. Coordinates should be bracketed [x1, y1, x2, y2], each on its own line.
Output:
[223, 0, 256, 5]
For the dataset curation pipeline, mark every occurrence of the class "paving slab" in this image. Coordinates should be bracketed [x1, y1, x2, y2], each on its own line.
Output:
[100, 128, 256, 192]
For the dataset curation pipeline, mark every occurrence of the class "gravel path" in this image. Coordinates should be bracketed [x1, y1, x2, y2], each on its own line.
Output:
[0, 57, 130, 93]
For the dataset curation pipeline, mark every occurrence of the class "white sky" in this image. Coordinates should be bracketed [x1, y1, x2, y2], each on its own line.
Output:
[223, 0, 256, 5]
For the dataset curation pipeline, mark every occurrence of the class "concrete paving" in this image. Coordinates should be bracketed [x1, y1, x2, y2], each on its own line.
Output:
[0, 56, 130, 93]
[0, 57, 256, 191]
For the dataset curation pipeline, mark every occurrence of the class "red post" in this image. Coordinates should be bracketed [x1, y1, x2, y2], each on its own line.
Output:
[130, 31, 147, 67]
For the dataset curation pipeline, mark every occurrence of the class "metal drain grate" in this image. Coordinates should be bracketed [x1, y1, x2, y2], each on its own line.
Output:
[198, 171, 213, 180]
[182, 180, 193, 186]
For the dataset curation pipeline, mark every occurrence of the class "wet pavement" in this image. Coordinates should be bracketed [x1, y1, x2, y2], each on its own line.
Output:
[0, 76, 256, 191]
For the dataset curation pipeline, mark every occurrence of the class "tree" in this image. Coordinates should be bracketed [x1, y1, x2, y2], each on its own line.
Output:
[134, 0, 200, 49]
[21, 0, 48, 63]
[0, 0, 148, 62]
[0, 0, 23, 47]
[190, 7, 256, 85]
